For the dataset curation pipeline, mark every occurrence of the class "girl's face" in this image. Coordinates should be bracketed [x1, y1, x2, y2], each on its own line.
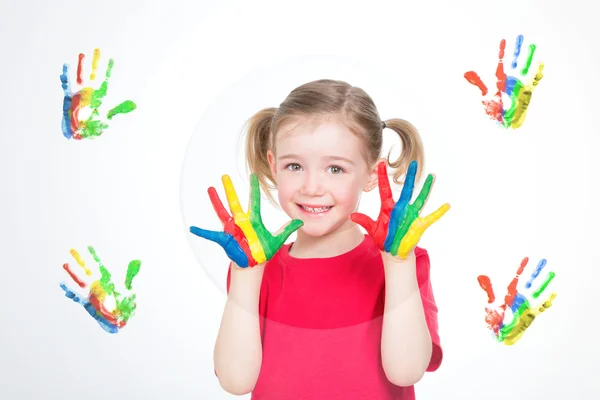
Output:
[267, 118, 377, 238]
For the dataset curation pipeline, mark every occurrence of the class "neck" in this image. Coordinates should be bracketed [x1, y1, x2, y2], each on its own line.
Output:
[290, 221, 365, 258]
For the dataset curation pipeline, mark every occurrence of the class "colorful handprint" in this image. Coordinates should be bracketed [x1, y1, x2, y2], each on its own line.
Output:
[60, 48, 136, 140]
[464, 35, 544, 129]
[190, 174, 304, 267]
[477, 257, 556, 345]
[59, 246, 141, 334]
[351, 161, 450, 259]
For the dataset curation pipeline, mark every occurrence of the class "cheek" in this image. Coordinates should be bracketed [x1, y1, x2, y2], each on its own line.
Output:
[329, 178, 363, 205]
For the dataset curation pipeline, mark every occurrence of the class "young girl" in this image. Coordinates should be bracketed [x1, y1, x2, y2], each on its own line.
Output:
[190, 79, 450, 399]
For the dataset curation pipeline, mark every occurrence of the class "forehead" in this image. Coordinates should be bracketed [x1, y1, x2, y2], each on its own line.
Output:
[274, 118, 364, 159]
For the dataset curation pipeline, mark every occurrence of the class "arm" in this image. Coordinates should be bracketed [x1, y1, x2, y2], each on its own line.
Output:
[380, 250, 437, 387]
[214, 262, 265, 395]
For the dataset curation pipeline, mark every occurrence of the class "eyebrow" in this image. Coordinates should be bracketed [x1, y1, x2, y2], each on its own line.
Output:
[278, 154, 356, 165]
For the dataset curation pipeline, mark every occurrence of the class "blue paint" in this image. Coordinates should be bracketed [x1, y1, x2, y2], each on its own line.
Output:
[60, 64, 73, 139]
[190, 226, 249, 267]
[525, 258, 547, 289]
[383, 160, 417, 252]
[505, 76, 520, 96]
[60, 283, 119, 334]
[511, 34, 524, 69]
[510, 292, 527, 313]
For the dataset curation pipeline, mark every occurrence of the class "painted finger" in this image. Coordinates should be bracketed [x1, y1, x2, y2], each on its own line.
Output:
[383, 161, 417, 252]
[412, 173, 434, 213]
[376, 162, 394, 212]
[350, 212, 376, 236]
[208, 187, 233, 225]
[390, 206, 419, 256]
[222, 175, 245, 217]
[396, 204, 449, 258]
[477, 275, 495, 303]
[189, 227, 249, 267]
[222, 174, 266, 262]
[419, 203, 450, 229]
[271, 219, 304, 254]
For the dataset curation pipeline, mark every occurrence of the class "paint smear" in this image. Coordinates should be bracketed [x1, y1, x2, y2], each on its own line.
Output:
[479, 256, 556, 345]
[60, 246, 141, 333]
[62, 263, 87, 289]
[70, 248, 92, 276]
[465, 35, 543, 129]
[60, 49, 136, 140]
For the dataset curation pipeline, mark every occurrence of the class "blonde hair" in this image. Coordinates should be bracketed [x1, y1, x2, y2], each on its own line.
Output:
[243, 79, 424, 204]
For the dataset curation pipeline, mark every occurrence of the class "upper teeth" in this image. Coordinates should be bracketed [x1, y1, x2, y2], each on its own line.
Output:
[302, 205, 330, 213]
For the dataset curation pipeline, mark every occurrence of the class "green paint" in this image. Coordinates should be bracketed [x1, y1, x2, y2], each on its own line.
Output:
[125, 260, 141, 290]
[498, 299, 530, 341]
[502, 79, 524, 128]
[390, 174, 433, 255]
[247, 174, 303, 259]
[107, 100, 137, 120]
[115, 293, 137, 322]
[532, 271, 555, 299]
[521, 44, 536, 75]
[89, 59, 114, 109]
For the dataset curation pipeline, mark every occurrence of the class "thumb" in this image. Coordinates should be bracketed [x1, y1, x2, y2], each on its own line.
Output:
[349, 212, 375, 235]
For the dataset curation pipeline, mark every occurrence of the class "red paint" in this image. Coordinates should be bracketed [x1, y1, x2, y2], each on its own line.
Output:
[350, 162, 394, 249]
[464, 72, 488, 96]
[63, 263, 86, 289]
[89, 293, 119, 326]
[482, 95, 504, 122]
[484, 307, 503, 334]
[503, 257, 528, 309]
[208, 187, 257, 267]
[495, 39, 507, 93]
[477, 275, 494, 303]
[77, 53, 84, 85]
[69, 93, 82, 140]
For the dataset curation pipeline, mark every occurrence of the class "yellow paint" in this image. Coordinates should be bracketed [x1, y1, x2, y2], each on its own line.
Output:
[504, 292, 556, 346]
[90, 48, 101, 81]
[70, 248, 92, 276]
[397, 203, 450, 258]
[90, 280, 107, 302]
[511, 63, 545, 129]
[79, 87, 94, 107]
[222, 175, 267, 263]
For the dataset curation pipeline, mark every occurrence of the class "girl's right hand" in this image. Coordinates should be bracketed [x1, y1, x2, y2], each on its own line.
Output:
[190, 173, 304, 268]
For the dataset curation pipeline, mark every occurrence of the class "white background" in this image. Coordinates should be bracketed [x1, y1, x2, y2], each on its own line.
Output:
[1, 0, 599, 399]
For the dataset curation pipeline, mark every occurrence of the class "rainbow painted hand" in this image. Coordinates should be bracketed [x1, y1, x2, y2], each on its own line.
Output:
[477, 257, 556, 345]
[351, 161, 450, 259]
[190, 174, 304, 268]
[59, 246, 141, 334]
[60, 48, 136, 140]
[464, 35, 544, 129]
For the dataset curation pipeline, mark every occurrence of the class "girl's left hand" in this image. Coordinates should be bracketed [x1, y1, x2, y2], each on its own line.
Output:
[351, 161, 450, 260]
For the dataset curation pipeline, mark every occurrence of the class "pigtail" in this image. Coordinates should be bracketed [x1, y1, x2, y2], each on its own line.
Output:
[384, 118, 425, 185]
[244, 107, 278, 204]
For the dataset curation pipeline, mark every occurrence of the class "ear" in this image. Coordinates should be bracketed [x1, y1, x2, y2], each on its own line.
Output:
[267, 149, 277, 182]
[364, 158, 386, 192]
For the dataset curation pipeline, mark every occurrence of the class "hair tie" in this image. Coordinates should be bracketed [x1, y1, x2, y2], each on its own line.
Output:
[382, 121, 386, 129]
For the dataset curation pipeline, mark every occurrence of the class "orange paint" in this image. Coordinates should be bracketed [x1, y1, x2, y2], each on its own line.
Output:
[464, 72, 488, 96]
[477, 275, 495, 303]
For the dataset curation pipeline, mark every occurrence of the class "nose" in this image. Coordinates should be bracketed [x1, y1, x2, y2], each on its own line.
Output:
[300, 171, 325, 196]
